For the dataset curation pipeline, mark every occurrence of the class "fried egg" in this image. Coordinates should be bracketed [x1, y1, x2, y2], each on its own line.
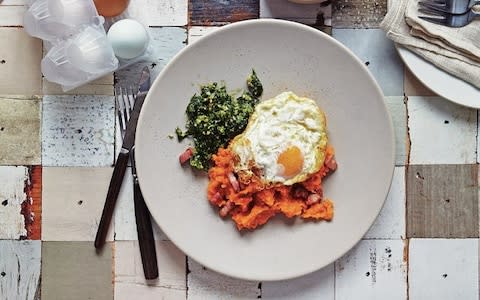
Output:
[229, 91, 328, 185]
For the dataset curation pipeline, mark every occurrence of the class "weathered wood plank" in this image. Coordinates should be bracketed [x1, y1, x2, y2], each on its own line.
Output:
[0, 167, 28, 239]
[0, 5, 25, 27]
[42, 74, 114, 95]
[189, 0, 259, 25]
[23, 166, 41, 240]
[408, 96, 477, 164]
[332, 29, 404, 96]
[42, 95, 115, 167]
[409, 238, 479, 299]
[477, 111, 480, 164]
[335, 239, 407, 299]
[114, 27, 187, 90]
[332, 0, 387, 28]
[385, 96, 407, 166]
[0, 166, 40, 239]
[42, 167, 114, 241]
[41, 242, 113, 300]
[0, 240, 41, 300]
[0, 98, 41, 165]
[0, 95, 41, 101]
[0, 0, 26, 5]
[115, 241, 186, 299]
[364, 167, 405, 239]
[127, 0, 188, 26]
[187, 257, 261, 299]
[188, 26, 220, 44]
[406, 164, 478, 238]
[114, 167, 168, 240]
[262, 264, 334, 300]
[260, 0, 331, 26]
[0, 28, 42, 95]
[404, 66, 436, 97]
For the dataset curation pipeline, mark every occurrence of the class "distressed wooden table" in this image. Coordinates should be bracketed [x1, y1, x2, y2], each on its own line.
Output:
[1, 0, 479, 299]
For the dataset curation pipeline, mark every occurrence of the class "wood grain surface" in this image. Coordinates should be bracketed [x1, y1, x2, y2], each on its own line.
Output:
[0, 1, 479, 299]
[407, 164, 479, 238]
[0, 241, 41, 300]
[189, 0, 259, 25]
[332, 0, 387, 28]
[0, 98, 41, 165]
[41, 242, 113, 300]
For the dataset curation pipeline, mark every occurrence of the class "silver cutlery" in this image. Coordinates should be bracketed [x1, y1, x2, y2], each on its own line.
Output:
[115, 84, 158, 280]
[419, 6, 480, 27]
[95, 66, 158, 279]
[419, 0, 480, 15]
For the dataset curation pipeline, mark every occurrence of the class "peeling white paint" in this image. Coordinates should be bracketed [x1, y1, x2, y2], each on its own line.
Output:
[0, 240, 41, 300]
[335, 240, 407, 300]
[0, 167, 28, 239]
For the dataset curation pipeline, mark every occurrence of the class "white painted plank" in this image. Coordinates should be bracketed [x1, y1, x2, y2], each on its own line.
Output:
[114, 27, 186, 90]
[0, 240, 41, 300]
[42, 167, 114, 241]
[408, 96, 476, 164]
[42, 95, 115, 167]
[42, 74, 114, 95]
[385, 96, 407, 166]
[115, 240, 186, 299]
[126, 0, 188, 26]
[114, 167, 168, 241]
[0, 167, 28, 239]
[477, 111, 480, 164]
[188, 26, 220, 45]
[364, 167, 405, 239]
[0, 5, 25, 26]
[409, 238, 479, 300]
[187, 258, 261, 299]
[262, 264, 334, 300]
[1, 1, 26, 5]
[335, 239, 407, 300]
[260, 0, 331, 25]
[332, 29, 404, 96]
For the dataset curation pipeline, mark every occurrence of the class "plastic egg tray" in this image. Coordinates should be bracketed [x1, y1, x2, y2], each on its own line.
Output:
[24, 0, 152, 91]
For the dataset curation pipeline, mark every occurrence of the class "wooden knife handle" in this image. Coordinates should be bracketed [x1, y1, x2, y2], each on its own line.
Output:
[134, 180, 159, 279]
[94, 151, 129, 249]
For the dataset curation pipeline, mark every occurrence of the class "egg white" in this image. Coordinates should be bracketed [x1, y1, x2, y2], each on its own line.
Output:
[229, 91, 328, 185]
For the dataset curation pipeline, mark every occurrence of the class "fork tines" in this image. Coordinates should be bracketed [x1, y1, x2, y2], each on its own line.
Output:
[115, 86, 137, 137]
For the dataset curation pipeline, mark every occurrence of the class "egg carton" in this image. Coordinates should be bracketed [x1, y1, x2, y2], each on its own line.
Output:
[24, 0, 153, 91]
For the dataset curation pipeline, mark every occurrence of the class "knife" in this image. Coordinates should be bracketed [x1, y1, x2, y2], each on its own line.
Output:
[95, 67, 151, 249]
[131, 145, 158, 279]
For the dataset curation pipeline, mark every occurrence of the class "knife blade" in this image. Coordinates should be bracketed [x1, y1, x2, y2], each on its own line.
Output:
[94, 67, 151, 249]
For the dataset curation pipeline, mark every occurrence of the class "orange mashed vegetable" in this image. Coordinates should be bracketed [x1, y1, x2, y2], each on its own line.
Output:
[207, 147, 336, 230]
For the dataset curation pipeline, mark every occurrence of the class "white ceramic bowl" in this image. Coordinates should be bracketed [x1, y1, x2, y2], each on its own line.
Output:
[136, 19, 394, 281]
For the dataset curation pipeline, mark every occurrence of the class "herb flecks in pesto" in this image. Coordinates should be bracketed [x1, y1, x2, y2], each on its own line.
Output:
[177, 70, 263, 170]
[247, 69, 263, 98]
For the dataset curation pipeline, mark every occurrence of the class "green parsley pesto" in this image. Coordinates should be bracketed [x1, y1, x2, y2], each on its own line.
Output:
[176, 70, 263, 170]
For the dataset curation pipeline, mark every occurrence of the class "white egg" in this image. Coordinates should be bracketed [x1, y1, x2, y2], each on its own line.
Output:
[107, 19, 149, 59]
[230, 91, 328, 185]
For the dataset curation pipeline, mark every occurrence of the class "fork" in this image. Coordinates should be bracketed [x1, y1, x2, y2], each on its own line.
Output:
[419, 0, 480, 14]
[419, 6, 480, 26]
[116, 86, 159, 280]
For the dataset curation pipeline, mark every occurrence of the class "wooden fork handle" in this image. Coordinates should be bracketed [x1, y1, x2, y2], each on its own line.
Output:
[133, 179, 158, 279]
[95, 151, 129, 249]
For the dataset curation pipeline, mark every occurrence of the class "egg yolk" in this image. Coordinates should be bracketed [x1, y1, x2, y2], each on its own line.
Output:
[277, 146, 304, 177]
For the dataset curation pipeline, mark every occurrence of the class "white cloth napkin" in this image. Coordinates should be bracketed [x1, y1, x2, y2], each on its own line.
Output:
[380, 0, 480, 89]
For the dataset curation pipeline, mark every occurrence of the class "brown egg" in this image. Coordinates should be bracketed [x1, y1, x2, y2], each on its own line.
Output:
[94, 0, 129, 17]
